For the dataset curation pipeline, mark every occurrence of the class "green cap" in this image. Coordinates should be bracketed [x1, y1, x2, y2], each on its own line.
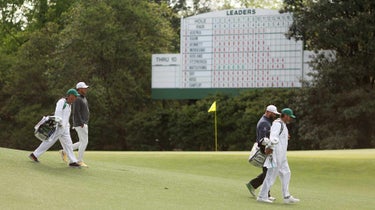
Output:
[66, 88, 80, 97]
[282, 108, 296, 119]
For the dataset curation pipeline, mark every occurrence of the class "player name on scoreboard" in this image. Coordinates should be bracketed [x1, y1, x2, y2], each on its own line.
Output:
[180, 9, 304, 88]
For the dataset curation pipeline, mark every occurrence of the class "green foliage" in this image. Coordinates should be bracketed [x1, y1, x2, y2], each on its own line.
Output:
[0, 0, 177, 150]
[295, 87, 375, 149]
[55, 0, 176, 150]
[127, 104, 175, 150]
[0, 22, 60, 149]
[283, 0, 375, 149]
[125, 89, 299, 151]
[1, 0, 375, 151]
[237, 0, 283, 9]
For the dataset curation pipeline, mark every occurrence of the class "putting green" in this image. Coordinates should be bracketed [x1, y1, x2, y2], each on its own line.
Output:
[0, 148, 374, 209]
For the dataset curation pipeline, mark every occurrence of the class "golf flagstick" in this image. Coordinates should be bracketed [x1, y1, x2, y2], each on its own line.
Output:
[208, 101, 218, 151]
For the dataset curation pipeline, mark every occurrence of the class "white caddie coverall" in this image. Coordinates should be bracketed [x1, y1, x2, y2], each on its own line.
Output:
[33, 98, 78, 163]
[258, 118, 292, 199]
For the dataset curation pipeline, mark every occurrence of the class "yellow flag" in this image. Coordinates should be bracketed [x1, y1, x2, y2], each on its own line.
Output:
[208, 101, 216, 113]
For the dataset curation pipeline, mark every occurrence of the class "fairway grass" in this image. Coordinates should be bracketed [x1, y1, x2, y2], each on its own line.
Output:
[0, 148, 374, 210]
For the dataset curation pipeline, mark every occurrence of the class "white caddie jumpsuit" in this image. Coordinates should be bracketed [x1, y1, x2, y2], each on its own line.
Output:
[33, 98, 78, 163]
[258, 118, 291, 199]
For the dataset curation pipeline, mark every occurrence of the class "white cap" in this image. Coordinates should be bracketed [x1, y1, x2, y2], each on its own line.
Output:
[76, 82, 89, 89]
[266, 105, 280, 115]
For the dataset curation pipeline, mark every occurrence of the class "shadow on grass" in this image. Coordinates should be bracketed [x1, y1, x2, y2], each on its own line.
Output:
[26, 159, 86, 177]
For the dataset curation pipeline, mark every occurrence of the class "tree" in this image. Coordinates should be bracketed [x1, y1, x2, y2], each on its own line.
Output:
[283, 0, 375, 149]
[49, 0, 176, 150]
[0, 23, 61, 149]
[0, 0, 177, 150]
[237, 0, 283, 9]
[124, 89, 299, 151]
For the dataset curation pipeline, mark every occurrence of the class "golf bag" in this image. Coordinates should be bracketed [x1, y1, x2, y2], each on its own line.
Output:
[248, 121, 284, 168]
[248, 143, 267, 168]
[34, 116, 62, 141]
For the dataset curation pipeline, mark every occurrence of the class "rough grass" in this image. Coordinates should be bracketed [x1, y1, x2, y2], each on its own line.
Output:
[0, 148, 374, 210]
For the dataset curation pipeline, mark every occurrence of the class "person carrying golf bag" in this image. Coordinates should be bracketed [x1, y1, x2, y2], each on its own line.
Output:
[257, 108, 300, 204]
[29, 89, 81, 168]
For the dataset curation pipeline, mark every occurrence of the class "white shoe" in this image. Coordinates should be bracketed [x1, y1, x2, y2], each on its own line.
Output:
[78, 161, 88, 167]
[268, 196, 276, 201]
[59, 150, 68, 163]
[257, 197, 273, 203]
[284, 195, 300, 204]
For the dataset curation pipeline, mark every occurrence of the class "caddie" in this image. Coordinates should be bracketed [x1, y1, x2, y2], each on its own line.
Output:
[29, 89, 81, 168]
[246, 105, 280, 200]
[257, 108, 300, 204]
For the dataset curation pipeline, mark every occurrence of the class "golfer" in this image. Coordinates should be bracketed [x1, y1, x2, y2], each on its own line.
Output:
[60, 82, 90, 167]
[257, 108, 300, 204]
[29, 89, 81, 168]
[246, 105, 279, 201]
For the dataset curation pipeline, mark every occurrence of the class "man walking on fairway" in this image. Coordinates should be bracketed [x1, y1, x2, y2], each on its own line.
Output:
[257, 108, 300, 204]
[246, 105, 279, 200]
[60, 82, 90, 167]
[29, 89, 81, 168]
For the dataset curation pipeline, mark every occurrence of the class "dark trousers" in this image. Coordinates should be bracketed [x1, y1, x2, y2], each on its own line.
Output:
[250, 167, 267, 189]
[249, 167, 271, 196]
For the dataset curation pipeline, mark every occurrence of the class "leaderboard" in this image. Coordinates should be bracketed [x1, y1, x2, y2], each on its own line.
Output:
[180, 9, 304, 88]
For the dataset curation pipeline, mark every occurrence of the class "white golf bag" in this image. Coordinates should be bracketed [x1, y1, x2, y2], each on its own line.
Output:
[248, 142, 267, 168]
[34, 116, 62, 141]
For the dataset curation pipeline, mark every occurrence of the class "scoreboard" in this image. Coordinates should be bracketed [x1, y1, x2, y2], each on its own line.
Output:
[152, 9, 308, 99]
